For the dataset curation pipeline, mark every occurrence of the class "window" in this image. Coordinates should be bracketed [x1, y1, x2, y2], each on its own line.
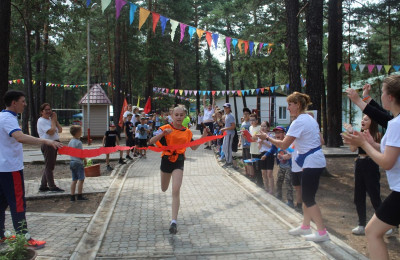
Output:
[279, 106, 287, 120]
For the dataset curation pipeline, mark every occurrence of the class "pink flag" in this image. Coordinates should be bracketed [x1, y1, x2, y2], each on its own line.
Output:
[180, 23, 187, 43]
[368, 64, 375, 74]
[225, 37, 231, 54]
[165, 88, 169, 93]
[194, 90, 197, 96]
[344, 63, 350, 72]
[174, 89, 179, 95]
[259, 42, 263, 52]
[115, 0, 127, 20]
[152, 13, 160, 33]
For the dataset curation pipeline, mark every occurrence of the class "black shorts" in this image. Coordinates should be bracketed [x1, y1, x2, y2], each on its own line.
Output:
[291, 171, 302, 186]
[138, 139, 147, 148]
[301, 168, 323, 207]
[376, 191, 400, 226]
[242, 147, 251, 160]
[260, 153, 275, 170]
[160, 156, 184, 173]
[126, 137, 135, 147]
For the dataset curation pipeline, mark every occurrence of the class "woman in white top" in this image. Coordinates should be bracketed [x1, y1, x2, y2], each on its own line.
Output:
[343, 75, 400, 260]
[37, 103, 64, 192]
[202, 95, 215, 149]
[249, 114, 261, 184]
[257, 92, 328, 242]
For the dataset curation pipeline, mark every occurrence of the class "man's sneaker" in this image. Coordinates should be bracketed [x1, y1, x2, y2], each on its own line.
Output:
[218, 158, 226, 163]
[107, 165, 113, 171]
[303, 232, 330, 242]
[169, 223, 177, 234]
[222, 163, 233, 168]
[118, 159, 126, 164]
[49, 187, 65, 192]
[27, 238, 46, 249]
[38, 187, 50, 192]
[70, 195, 76, 202]
[126, 155, 133, 160]
[352, 226, 365, 235]
[289, 226, 312, 236]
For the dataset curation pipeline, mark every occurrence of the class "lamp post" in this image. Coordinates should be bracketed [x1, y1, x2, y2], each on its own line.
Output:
[86, 3, 97, 145]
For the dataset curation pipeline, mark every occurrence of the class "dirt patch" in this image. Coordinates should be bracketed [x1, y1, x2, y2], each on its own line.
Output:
[26, 193, 104, 215]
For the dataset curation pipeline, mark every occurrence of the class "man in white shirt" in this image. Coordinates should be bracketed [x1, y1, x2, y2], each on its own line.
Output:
[202, 95, 215, 149]
[0, 90, 62, 248]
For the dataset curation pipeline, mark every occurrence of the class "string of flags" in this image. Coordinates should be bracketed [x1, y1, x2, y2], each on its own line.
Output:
[8, 79, 116, 89]
[96, 0, 274, 57]
[338, 63, 400, 74]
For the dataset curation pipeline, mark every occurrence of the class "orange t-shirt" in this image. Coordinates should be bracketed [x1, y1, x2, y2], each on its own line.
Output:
[157, 124, 193, 162]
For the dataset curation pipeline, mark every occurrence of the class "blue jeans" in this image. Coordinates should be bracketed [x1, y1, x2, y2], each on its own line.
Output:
[70, 161, 85, 181]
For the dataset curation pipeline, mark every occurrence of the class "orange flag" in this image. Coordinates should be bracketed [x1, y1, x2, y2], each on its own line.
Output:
[205, 32, 212, 47]
[238, 39, 243, 53]
[139, 8, 151, 30]
[196, 29, 204, 40]
[119, 98, 128, 127]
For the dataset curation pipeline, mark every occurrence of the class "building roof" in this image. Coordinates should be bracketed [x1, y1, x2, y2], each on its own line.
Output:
[79, 84, 111, 105]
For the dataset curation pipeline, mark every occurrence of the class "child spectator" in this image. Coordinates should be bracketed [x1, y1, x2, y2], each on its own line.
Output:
[239, 108, 253, 178]
[136, 117, 150, 158]
[262, 126, 294, 207]
[124, 113, 135, 160]
[103, 123, 126, 171]
[68, 125, 88, 201]
[258, 121, 274, 193]
[133, 114, 141, 157]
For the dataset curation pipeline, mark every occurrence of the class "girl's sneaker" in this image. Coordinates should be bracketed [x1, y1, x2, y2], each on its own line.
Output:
[352, 226, 365, 235]
[303, 232, 330, 242]
[289, 226, 312, 236]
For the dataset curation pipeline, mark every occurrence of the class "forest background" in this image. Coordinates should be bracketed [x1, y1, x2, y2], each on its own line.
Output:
[0, 0, 399, 147]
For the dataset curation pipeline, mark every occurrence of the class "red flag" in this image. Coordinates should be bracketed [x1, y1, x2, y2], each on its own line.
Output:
[144, 96, 151, 114]
[118, 98, 128, 127]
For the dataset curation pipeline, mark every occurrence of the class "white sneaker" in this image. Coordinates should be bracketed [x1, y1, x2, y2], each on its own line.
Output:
[303, 232, 330, 242]
[352, 226, 365, 235]
[385, 228, 393, 236]
[289, 226, 312, 236]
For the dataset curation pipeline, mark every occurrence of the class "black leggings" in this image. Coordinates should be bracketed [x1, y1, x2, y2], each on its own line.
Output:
[354, 157, 381, 226]
[301, 168, 324, 207]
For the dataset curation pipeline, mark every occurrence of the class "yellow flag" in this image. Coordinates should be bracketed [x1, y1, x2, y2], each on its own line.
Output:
[238, 39, 243, 53]
[139, 8, 151, 30]
[196, 29, 204, 40]
[384, 65, 392, 73]
[337, 63, 342, 70]
[137, 95, 140, 107]
[179, 90, 183, 95]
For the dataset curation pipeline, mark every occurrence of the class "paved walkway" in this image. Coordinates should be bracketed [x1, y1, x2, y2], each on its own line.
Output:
[1, 133, 364, 259]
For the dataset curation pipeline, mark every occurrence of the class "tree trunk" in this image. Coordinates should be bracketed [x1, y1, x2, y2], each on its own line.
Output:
[238, 64, 247, 108]
[194, 4, 200, 113]
[225, 50, 230, 103]
[40, 0, 49, 106]
[145, 0, 154, 100]
[327, 0, 343, 146]
[256, 71, 261, 119]
[173, 58, 181, 106]
[106, 14, 113, 99]
[206, 43, 212, 104]
[113, 20, 122, 128]
[305, 0, 324, 126]
[285, 0, 302, 93]
[0, 0, 11, 109]
[23, 9, 35, 136]
[34, 28, 41, 129]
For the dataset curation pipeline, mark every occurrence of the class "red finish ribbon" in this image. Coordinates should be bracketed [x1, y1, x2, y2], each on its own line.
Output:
[58, 132, 227, 158]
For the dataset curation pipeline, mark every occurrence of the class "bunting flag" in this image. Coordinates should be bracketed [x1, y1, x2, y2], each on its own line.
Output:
[152, 13, 160, 33]
[196, 29, 204, 41]
[394, 65, 400, 72]
[377, 65, 383, 73]
[160, 16, 169, 35]
[249, 41, 254, 56]
[337, 63, 342, 70]
[129, 3, 137, 25]
[188, 26, 196, 40]
[144, 96, 152, 113]
[232, 38, 238, 52]
[244, 41, 249, 55]
[101, 0, 112, 12]
[259, 42, 263, 53]
[87, 0, 91, 8]
[367, 64, 375, 73]
[137, 95, 140, 107]
[226, 37, 231, 54]
[351, 64, 357, 71]
[170, 20, 179, 41]
[205, 32, 212, 47]
[115, 0, 127, 20]
[180, 23, 187, 43]
[238, 39, 243, 53]
[138, 8, 150, 30]
[344, 63, 350, 72]
[358, 64, 365, 72]
[384, 65, 392, 73]
[212, 33, 219, 49]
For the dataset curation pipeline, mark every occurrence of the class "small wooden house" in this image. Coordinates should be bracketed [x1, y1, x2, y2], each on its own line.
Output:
[79, 84, 111, 137]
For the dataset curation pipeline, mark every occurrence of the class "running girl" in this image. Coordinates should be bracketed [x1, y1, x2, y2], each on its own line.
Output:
[149, 106, 210, 234]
